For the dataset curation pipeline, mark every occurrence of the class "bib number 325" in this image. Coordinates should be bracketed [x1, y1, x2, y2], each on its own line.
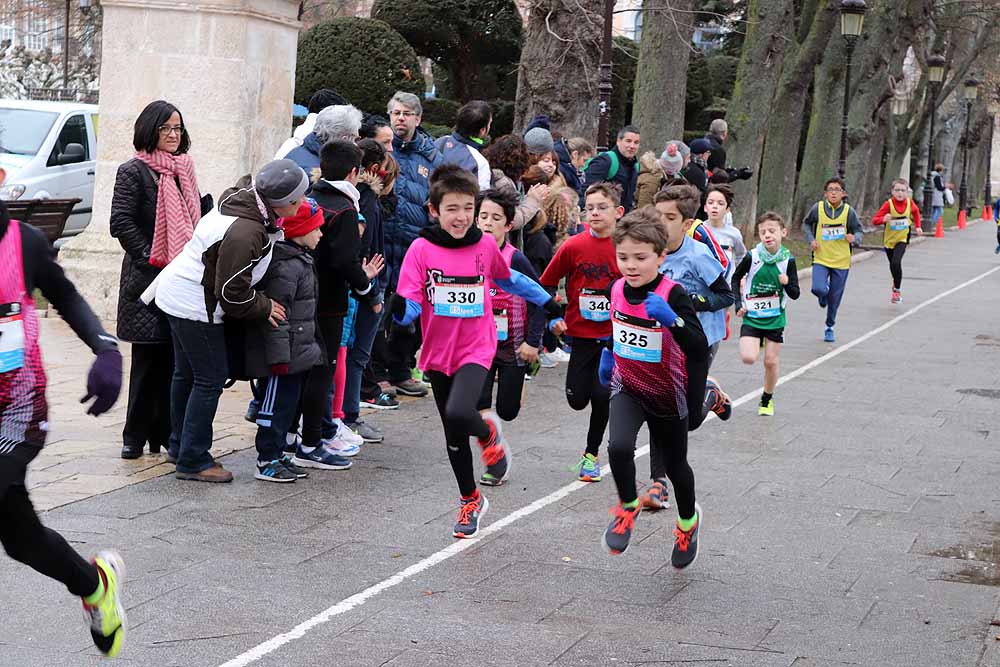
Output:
[612, 319, 662, 363]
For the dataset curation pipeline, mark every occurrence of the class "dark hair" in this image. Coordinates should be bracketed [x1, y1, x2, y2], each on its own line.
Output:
[308, 88, 348, 114]
[617, 125, 641, 140]
[133, 100, 189, 154]
[520, 165, 550, 189]
[483, 134, 529, 183]
[455, 100, 493, 138]
[585, 181, 622, 206]
[708, 170, 730, 184]
[429, 164, 479, 209]
[613, 206, 669, 254]
[824, 176, 846, 191]
[706, 183, 734, 208]
[654, 184, 700, 220]
[756, 210, 786, 231]
[320, 139, 363, 181]
[360, 114, 390, 139]
[475, 188, 517, 225]
[357, 138, 386, 169]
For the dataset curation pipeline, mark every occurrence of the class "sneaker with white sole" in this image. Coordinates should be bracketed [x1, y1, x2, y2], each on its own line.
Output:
[538, 353, 558, 368]
[349, 419, 384, 443]
[332, 418, 364, 447]
[82, 551, 126, 658]
[477, 411, 510, 486]
[361, 392, 401, 409]
[550, 347, 571, 363]
[292, 444, 353, 470]
[321, 437, 361, 457]
[255, 459, 297, 483]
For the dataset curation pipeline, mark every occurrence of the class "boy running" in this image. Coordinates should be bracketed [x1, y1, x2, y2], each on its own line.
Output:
[598, 207, 707, 566]
[732, 212, 801, 416]
[871, 179, 923, 303]
[541, 182, 624, 483]
[392, 165, 562, 538]
[802, 177, 861, 342]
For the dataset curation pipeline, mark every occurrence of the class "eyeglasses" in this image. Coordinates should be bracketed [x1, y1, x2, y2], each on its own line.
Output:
[158, 125, 184, 136]
[389, 110, 417, 119]
[585, 204, 611, 213]
[825, 187, 844, 193]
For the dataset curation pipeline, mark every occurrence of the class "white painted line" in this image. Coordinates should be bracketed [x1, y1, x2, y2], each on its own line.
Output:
[218, 263, 1000, 667]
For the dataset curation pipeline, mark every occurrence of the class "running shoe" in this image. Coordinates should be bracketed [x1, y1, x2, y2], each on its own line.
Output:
[255, 459, 297, 483]
[640, 479, 670, 511]
[573, 453, 602, 482]
[280, 455, 309, 478]
[550, 347, 572, 363]
[292, 444, 353, 470]
[602, 502, 641, 555]
[361, 392, 400, 409]
[321, 437, 361, 458]
[705, 377, 732, 421]
[671, 502, 703, 569]
[331, 418, 364, 447]
[393, 378, 428, 397]
[83, 551, 126, 658]
[891, 289, 901, 304]
[453, 493, 489, 538]
[823, 327, 835, 343]
[477, 411, 510, 486]
[539, 352, 559, 368]
[348, 419, 384, 443]
[758, 399, 775, 417]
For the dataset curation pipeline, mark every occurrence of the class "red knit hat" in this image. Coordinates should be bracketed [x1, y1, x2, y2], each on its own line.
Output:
[280, 199, 324, 239]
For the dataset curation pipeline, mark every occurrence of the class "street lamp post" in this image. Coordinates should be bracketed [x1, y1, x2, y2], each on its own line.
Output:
[837, 0, 866, 181]
[958, 77, 980, 229]
[985, 94, 998, 220]
[921, 54, 947, 232]
[596, 0, 615, 151]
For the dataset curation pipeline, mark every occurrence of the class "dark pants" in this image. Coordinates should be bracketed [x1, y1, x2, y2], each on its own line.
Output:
[0, 448, 98, 597]
[609, 392, 695, 519]
[254, 368, 327, 461]
[303, 316, 340, 443]
[885, 243, 907, 290]
[167, 316, 228, 474]
[477, 363, 527, 422]
[122, 341, 173, 452]
[344, 303, 381, 424]
[426, 365, 491, 497]
[810, 265, 849, 328]
[564, 337, 610, 457]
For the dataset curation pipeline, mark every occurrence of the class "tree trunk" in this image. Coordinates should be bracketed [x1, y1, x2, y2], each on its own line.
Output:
[722, 0, 795, 233]
[794, 46, 845, 224]
[514, 0, 603, 142]
[631, 0, 696, 155]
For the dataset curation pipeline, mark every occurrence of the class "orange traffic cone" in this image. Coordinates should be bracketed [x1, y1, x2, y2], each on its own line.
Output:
[934, 217, 945, 238]
[983, 204, 991, 221]
[957, 208, 967, 229]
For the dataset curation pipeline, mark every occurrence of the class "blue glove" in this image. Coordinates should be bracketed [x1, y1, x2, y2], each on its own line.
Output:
[644, 293, 677, 327]
[548, 317, 565, 334]
[598, 347, 614, 386]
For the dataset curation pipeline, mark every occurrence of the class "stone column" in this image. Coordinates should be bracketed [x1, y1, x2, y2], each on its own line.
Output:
[59, 0, 300, 322]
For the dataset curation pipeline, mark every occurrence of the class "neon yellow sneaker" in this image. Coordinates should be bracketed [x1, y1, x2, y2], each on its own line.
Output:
[573, 453, 602, 482]
[758, 399, 774, 417]
[82, 551, 126, 658]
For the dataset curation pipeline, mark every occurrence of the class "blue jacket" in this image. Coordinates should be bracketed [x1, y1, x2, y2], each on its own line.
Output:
[384, 127, 442, 289]
[554, 138, 585, 207]
[284, 132, 323, 184]
[435, 131, 490, 189]
[583, 146, 639, 212]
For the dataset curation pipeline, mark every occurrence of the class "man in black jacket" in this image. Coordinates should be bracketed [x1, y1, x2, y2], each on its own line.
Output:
[583, 125, 641, 211]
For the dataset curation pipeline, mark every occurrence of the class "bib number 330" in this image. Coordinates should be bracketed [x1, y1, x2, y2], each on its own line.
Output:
[433, 276, 485, 318]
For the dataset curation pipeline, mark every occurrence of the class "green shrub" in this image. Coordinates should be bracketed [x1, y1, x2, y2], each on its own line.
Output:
[421, 97, 461, 127]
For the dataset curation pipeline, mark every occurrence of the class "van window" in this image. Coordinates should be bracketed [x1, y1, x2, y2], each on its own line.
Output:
[48, 114, 90, 166]
[0, 108, 57, 156]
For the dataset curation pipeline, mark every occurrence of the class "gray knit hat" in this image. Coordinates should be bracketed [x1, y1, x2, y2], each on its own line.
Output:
[524, 127, 554, 154]
[255, 159, 309, 208]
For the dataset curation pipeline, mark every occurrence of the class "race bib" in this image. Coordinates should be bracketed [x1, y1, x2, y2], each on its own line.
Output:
[579, 287, 610, 322]
[433, 276, 485, 318]
[0, 302, 25, 373]
[494, 309, 509, 341]
[745, 293, 781, 319]
[612, 312, 662, 363]
[889, 218, 909, 231]
[820, 225, 846, 241]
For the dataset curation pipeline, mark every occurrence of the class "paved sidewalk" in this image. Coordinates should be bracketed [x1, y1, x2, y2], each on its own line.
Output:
[4, 221, 1000, 666]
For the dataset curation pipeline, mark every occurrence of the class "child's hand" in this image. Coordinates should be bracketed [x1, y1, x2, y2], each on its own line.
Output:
[736, 307, 747, 318]
[363, 254, 385, 280]
[550, 318, 567, 336]
[916, 226, 924, 236]
[810, 240, 819, 251]
[845, 233, 855, 244]
[778, 273, 789, 286]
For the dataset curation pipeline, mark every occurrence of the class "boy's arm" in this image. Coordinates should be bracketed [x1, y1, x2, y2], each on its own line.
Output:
[259, 269, 297, 370]
[783, 257, 800, 300]
[322, 208, 373, 295]
[733, 232, 748, 268]
[730, 254, 752, 312]
[801, 204, 819, 243]
[692, 270, 734, 312]
[494, 270, 563, 318]
[847, 208, 863, 241]
[538, 241, 569, 287]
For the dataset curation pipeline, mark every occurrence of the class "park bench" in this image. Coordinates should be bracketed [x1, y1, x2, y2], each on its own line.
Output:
[4, 198, 82, 244]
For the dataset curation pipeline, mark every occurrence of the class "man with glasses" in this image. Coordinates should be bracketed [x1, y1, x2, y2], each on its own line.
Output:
[801, 177, 863, 343]
[380, 91, 442, 398]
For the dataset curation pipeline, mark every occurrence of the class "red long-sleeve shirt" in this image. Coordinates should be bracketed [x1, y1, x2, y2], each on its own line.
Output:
[539, 231, 621, 339]
[872, 198, 921, 229]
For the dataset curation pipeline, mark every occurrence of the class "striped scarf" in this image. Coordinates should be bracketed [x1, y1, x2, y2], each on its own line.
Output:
[136, 150, 201, 267]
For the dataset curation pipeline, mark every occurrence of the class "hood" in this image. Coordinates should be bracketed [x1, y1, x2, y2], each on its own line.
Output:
[394, 127, 440, 161]
[274, 238, 313, 262]
[639, 151, 662, 174]
[0, 153, 31, 179]
[554, 138, 572, 166]
[358, 170, 385, 197]
[293, 114, 317, 141]
[219, 174, 278, 228]
[301, 132, 323, 156]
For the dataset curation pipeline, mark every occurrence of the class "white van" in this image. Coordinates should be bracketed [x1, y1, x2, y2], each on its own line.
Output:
[0, 100, 98, 239]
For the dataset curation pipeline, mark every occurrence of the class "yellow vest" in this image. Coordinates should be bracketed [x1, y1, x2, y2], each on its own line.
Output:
[814, 201, 852, 270]
[882, 198, 911, 249]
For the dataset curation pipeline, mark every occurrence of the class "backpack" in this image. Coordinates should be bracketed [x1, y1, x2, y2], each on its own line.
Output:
[584, 150, 638, 181]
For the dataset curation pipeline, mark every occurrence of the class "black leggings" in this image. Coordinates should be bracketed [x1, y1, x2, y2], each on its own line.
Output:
[477, 363, 527, 422]
[426, 365, 491, 497]
[608, 392, 696, 519]
[885, 243, 907, 290]
[0, 451, 99, 598]
[565, 338, 610, 457]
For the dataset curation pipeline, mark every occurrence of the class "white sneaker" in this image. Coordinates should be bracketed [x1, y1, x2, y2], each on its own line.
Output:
[332, 418, 364, 447]
[539, 353, 558, 368]
[550, 347, 571, 363]
[321, 437, 360, 457]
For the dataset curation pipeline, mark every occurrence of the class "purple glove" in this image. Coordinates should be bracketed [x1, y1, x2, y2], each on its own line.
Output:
[80, 348, 123, 416]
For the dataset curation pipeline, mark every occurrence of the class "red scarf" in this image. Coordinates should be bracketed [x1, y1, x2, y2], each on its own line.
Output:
[135, 150, 201, 267]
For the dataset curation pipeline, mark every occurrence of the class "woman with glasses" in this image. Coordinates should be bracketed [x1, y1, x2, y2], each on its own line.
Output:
[110, 100, 210, 459]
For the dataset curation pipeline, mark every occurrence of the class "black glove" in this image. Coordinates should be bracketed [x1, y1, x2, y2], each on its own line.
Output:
[542, 298, 565, 320]
[691, 294, 710, 312]
[388, 292, 407, 320]
[731, 167, 753, 181]
[80, 348, 123, 416]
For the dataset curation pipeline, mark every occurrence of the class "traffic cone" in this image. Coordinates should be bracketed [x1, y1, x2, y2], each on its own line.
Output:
[983, 204, 991, 221]
[934, 217, 945, 238]
[957, 208, 967, 229]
